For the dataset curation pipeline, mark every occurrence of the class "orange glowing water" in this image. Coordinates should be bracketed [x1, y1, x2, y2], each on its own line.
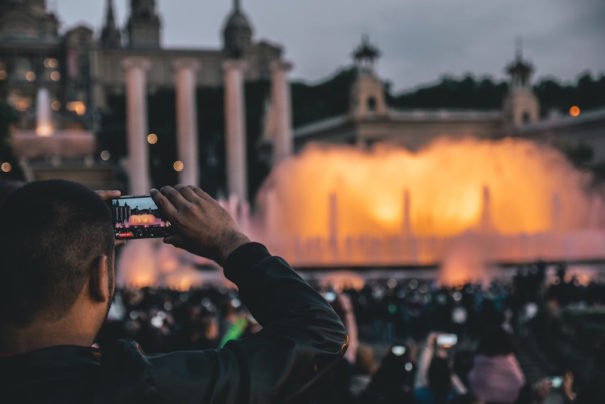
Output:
[118, 138, 605, 288]
[257, 138, 595, 240]
[129, 214, 159, 226]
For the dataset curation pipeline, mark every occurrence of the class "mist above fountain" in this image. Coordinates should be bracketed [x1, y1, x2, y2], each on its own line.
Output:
[253, 138, 605, 266]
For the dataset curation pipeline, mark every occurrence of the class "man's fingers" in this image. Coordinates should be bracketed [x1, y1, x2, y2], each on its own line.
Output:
[151, 188, 178, 220]
[190, 186, 213, 201]
[164, 235, 186, 249]
[95, 190, 121, 201]
[160, 186, 189, 209]
[175, 184, 200, 203]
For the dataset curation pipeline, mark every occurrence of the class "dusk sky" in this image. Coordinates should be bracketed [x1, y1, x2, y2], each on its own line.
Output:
[53, 0, 605, 92]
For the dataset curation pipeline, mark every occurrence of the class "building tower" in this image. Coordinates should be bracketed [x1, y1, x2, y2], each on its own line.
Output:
[350, 35, 388, 118]
[100, 0, 121, 48]
[127, 0, 161, 48]
[502, 42, 539, 129]
[222, 0, 253, 58]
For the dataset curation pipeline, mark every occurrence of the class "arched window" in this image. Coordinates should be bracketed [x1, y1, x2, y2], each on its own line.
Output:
[367, 96, 377, 113]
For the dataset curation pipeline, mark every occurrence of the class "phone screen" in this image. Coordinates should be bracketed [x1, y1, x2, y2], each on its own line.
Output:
[551, 376, 563, 389]
[109, 196, 172, 239]
[436, 334, 458, 348]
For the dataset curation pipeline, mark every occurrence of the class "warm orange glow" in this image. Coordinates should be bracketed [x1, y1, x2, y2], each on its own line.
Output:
[15, 98, 31, 112]
[66, 100, 86, 116]
[1, 162, 12, 173]
[173, 160, 184, 172]
[50, 71, 60, 81]
[130, 273, 155, 288]
[36, 123, 53, 137]
[569, 105, 581, 117]
[51, 100, 61, 111]
[147, 133, 158, 144]
[257, 138, 593, 240]
[129, 214, 159, 225]
[25, 71, 35, 81]
[44, 58, 58, 69]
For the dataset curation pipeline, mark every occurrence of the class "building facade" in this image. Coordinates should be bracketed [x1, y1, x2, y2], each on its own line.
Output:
[293, 37, 605, 162]
[0, 0, 282, 130]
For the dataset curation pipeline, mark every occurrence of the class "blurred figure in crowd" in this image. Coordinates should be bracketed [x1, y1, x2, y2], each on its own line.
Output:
[469, 326, 525, 403]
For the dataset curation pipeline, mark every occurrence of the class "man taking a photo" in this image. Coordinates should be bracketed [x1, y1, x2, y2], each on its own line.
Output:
[0, 180, 347, 403]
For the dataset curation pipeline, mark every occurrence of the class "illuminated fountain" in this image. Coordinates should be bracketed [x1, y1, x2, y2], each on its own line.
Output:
[35, 87, 53, 137]
[11, 87, 95, 160]
[116, 137, 605, 288]
[252, 138, 605, 268]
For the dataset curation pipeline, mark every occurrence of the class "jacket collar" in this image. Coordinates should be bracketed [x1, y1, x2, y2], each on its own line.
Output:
[0, 345, 101, 382]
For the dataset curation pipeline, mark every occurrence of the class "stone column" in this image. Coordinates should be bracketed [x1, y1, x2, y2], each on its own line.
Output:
[122, 57, 151, 195]
[270, 60, 293, 164]
[223, 59, 247, 201]
[173, 58, 200, 186]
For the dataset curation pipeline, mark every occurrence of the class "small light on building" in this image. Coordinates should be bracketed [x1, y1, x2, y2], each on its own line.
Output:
[25, 71, 36, 82]
[100, 150, 111, 161]
[569, 105, 581, 117]
[50, 71, 61, 81]
[51, 100, 61, 111]
[44, 58, 58, 69]
[15, 99, 31, 112]
[0, 70, 6, 80]
[1, 162, 12, 173]
[147, 133, 158, 145]
[66, 101, 86, 116]
[173, 160, 184, 172]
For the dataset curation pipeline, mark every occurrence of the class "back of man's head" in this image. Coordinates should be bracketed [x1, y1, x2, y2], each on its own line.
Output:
[0, 180, 113, 327]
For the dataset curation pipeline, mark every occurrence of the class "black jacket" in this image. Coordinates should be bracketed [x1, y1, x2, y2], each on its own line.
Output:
[0, 243, 348, 403]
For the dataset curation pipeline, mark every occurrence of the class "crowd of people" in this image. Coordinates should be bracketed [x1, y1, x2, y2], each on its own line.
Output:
[1, 179, 604, 402]
[99, 263, 605, 403]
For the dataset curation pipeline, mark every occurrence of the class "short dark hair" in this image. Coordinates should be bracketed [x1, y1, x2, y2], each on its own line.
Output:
[0, 180, 113, 326]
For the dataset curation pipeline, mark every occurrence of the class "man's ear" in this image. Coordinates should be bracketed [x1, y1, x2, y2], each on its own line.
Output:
[89, 255, 110, 303]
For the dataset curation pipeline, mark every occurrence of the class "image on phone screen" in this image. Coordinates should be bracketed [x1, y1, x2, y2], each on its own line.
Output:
[110, 196, 172, 239]
[436, 334, 458, 348]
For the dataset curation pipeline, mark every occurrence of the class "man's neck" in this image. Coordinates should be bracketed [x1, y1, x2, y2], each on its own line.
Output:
[1, 317, 94, 355]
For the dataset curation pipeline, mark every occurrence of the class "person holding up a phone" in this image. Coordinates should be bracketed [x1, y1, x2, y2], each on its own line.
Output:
[0, 180, 347, 404]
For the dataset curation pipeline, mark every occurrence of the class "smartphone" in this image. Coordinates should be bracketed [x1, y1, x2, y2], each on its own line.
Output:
[436, 333, 458, 348]
[109, 195, 173, 239]
[391, 345, 406, 356]
[550, 376, 563, 389]
[323, 291, 337, 303]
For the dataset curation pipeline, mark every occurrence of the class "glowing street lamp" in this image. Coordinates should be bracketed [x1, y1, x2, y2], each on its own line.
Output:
[569, 105, 581, 117]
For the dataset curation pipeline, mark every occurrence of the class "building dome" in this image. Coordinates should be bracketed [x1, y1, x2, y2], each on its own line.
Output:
[222, 0, 253, 58]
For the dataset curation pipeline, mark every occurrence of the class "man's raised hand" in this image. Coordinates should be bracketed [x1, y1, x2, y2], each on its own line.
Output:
[151, 185, 250, 265]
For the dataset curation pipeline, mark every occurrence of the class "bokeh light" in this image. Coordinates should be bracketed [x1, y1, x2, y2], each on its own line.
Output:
[173, 160, 184, 172]
[147, 133, 158, 144]
[569, 105, 581, 117]
[1, 162, 12, 173]
[100, 150, 111, 161]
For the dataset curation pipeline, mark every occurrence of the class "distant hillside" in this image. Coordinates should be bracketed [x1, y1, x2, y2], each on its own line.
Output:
[291, 68, 356, 127]
[291, 70, 605, 127]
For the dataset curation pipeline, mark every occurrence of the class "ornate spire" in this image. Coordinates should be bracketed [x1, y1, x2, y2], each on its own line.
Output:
[222, 0, 253, 58]
[100, 0, 121, 48]
[506, 38, 533, 88]
[353, 35, 380, 74]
